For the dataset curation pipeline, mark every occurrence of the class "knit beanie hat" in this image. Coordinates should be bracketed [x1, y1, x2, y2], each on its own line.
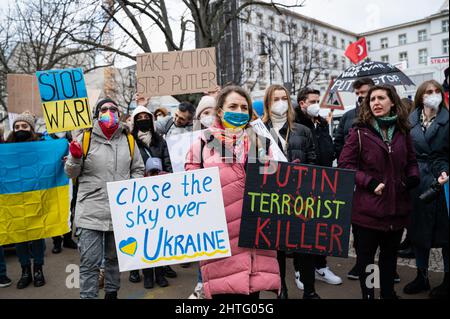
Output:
[195, 96, 216, 119]
[94, 98, 119, 118]
[13, 113, 35, 131]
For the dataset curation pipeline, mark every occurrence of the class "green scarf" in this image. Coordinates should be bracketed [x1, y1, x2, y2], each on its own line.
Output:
[373, 115, 397, 143]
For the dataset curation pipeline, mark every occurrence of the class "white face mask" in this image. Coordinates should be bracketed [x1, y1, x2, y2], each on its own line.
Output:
[423, 94, 442, 111]
[272, 100, 289, 116]
[306, 103, 321, 117]
[200, 115, 215, 128]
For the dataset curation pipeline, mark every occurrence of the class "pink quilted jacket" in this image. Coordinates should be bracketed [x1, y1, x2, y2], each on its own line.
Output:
[185, 124, 280, 299]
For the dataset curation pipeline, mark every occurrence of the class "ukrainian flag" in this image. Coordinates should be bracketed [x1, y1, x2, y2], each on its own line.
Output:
[0, 138, 70, 245]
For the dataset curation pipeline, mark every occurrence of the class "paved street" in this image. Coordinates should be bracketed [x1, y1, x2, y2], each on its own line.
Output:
[0, 238, 445, 299]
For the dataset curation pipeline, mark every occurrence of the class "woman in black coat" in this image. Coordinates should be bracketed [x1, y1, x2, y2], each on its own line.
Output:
[404, 80, 449, 299]
[128, 105, 174, 288]
[262, 84, 318, 300]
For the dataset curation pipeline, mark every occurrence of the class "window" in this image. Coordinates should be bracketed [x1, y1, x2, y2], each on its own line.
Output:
[341, 38, 346, 49]
[259, 61, 266, 79]
[323, 32, 328, 45]
[269, 17, 275, 30]
[324, 73, 330, 80]
[302, 26, 308, 36]
[323, 52, 329, 66]
[381, 55, 389, 63]
[280, 20, 286, 33]
[399, 52, 408, 63]
[313, 29, 318, 41]
[291, 23, 298, 34]
[245, 33, 252, 51]
[443, 39, 449, 55]
[367, 41, 371, 51]
[418, 49, 428, 64]
[303, 46, 309, 63]
[246, 59, 253, 78]
[442, 19, 449, 33]
[314, 49, 320, 63]
[418, 30, 427, 42]
[245, 10, 251, 24]
[341, 57, 346, 70]
[381, 38, 388, 49]
[399, 34, 407, 46]
[256, 13, 263, 27]
[332, 36, 337, 48]
[333, 54, 338, 69]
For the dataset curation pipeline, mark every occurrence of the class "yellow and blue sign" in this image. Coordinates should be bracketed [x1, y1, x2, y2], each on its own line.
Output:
[0, 139, 70, 245]
[36, 68, 92, 134]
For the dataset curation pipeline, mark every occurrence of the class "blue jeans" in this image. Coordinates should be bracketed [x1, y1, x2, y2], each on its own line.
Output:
[0, 246, 6, 277]
[415, 246, 449, 272]
[15, 239, 46, 267]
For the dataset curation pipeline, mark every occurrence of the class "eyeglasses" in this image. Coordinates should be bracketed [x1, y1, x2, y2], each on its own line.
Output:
[100, 106, 119, 113]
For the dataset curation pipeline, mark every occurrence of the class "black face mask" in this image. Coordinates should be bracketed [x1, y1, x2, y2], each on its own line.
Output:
[357, 96, 364, 105]
[135, 119, 152, 132]
[15, 130, 32, 142]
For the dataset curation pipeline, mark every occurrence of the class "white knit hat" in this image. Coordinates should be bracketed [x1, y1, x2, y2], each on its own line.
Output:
[195, 96, 216, 119]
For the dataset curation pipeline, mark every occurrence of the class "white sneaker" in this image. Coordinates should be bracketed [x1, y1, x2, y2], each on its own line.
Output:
[188, 282, 205, 299]
[294, 271, 304, 290]
[315, 267, 343, 285]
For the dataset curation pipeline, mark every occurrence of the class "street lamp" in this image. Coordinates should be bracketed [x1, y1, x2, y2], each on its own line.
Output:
[259, 33, 273, 85]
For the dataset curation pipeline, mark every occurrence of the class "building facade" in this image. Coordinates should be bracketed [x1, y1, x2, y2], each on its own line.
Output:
[215, 0, 449, 100]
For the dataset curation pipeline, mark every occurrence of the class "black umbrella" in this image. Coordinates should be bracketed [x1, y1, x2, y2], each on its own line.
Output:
[331, 60, 415, 92]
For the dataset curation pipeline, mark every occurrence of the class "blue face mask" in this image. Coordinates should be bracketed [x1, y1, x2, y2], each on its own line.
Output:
[222, 111, 250, 129]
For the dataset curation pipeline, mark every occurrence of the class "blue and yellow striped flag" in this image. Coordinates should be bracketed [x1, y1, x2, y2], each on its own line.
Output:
[0, 138, 70, 245]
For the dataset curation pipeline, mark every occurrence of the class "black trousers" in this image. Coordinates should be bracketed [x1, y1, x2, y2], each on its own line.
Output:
[353, 224, 403, 299]
[277, 251, 316, 294]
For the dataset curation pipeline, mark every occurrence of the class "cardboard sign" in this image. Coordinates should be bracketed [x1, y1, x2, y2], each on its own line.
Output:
[107, 167, 231, 271]
[7, 74, 42, 117]
[238, 161, 355, 257]
[36, 68, 93, 133]
[321, 80, 345, 110]
[136, 48, 217, 97]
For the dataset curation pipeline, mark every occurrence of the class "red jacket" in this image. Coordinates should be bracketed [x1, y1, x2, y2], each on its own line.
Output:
[338, 125, 420, 231]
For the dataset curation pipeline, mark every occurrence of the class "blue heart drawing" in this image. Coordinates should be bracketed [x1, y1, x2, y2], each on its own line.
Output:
[119, 237, 137, 257]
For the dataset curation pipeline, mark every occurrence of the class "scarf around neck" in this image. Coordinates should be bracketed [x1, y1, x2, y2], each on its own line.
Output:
[373, 115, 397, 143]
[209, 119, 249, 163]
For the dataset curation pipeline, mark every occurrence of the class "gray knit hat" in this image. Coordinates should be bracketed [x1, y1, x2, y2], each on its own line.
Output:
[13, 113, 36, 131]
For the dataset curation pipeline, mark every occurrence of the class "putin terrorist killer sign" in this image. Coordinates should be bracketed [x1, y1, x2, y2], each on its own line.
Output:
[238, 162, 355, 257]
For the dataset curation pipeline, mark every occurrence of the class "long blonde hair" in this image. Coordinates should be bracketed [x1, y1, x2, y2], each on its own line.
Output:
[262, 84, 295, 129]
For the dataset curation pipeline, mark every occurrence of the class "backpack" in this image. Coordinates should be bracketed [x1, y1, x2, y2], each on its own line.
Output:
[81, 129, 135, 161]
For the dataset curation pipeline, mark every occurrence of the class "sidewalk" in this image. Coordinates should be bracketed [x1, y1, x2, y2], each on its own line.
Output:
[0, 238, 445, 299]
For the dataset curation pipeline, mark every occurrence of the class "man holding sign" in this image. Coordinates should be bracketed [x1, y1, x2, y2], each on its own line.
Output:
[36, 68, 92, 133]
[65, 98, 144, 299]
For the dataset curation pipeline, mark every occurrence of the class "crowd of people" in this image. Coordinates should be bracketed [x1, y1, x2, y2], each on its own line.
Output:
[0, 71, 448, 300]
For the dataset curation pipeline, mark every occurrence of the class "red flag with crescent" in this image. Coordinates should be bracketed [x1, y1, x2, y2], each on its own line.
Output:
[345, 38, 368, 64]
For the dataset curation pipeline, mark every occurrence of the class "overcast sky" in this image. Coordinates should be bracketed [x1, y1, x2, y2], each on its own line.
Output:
[0, 0, 446, 66]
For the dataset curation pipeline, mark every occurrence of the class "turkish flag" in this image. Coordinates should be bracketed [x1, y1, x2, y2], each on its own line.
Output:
[345, 38, 368, 65]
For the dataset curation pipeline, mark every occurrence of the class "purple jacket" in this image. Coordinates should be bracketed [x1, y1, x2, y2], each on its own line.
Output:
[338, 125, 419, 232]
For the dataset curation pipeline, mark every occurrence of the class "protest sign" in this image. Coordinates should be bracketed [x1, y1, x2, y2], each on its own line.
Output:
[249, 119, 288, 162]
[7, 74, 42, 117]
[0, 139, 70, 245]
[166, 130, 204, 172]
[107, 167, 231, 271]
[238, 161, 355, 257]
[36, 68, 92, 133]
[136, 48, 217, 98]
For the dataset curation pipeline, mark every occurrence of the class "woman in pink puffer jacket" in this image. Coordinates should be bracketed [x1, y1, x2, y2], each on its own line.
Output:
[185, 86, 280, 299]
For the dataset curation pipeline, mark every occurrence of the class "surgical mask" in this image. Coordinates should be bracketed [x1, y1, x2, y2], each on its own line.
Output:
[15, 130, 32, 142]
[306, 103, 321, 117]
[98, 110, 119, 129]
[200, 115, 215, 128]
[222, 111, 250, 129]
[272, 101, 289, 116]
[423, 94, 442, 111]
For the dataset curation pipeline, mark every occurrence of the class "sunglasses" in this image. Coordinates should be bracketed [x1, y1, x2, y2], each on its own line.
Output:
[100, 106, 119, 113]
